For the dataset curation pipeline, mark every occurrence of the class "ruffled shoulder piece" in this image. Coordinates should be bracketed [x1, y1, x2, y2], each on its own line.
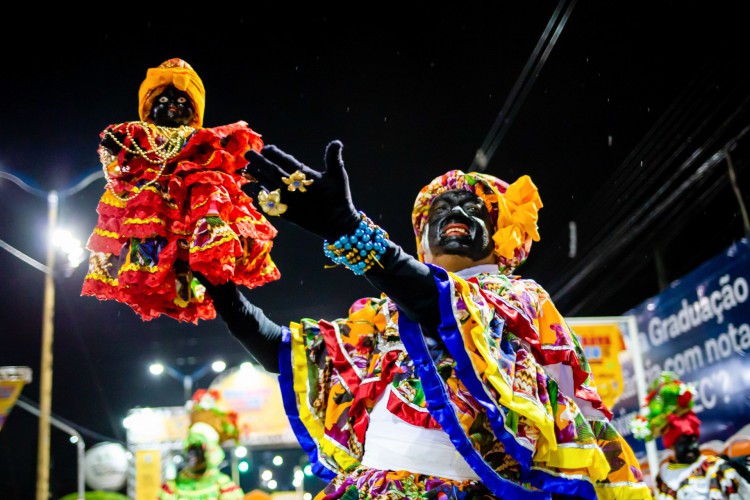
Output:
[277, 297, 397, 480]
[473, 273, 612, 420]
[396, 265, 653, 499]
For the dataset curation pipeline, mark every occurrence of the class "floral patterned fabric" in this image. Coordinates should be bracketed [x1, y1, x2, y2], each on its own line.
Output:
[317, 466, 498, 499]
[81, 120, 280, 323]
[278, 266, 652, 499]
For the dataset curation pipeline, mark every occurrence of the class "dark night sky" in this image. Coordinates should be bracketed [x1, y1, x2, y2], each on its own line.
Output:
[1, 5, 748, 498]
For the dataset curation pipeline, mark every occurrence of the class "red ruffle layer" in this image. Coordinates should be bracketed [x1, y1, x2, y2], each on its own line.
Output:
[81, 121, 280, 323]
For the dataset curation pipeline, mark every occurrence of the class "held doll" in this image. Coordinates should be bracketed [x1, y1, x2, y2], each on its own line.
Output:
[82, 59, 279, 323]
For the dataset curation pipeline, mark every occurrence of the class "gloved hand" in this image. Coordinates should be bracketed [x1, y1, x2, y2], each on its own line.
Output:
[245, 140, 361, 241]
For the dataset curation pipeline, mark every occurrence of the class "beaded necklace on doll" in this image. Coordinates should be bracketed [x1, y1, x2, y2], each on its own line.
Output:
[101, 121, 194, 202]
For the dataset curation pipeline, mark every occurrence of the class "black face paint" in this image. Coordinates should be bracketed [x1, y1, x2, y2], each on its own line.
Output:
[673, 434, 700, 464]
[184, 443, 208, 475]
[149, 85, 195, 127]
[426, 190, 495, 261]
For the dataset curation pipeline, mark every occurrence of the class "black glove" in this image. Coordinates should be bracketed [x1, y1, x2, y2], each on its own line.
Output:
[245, 140, 361, 241]
[195, 272, 283, 373]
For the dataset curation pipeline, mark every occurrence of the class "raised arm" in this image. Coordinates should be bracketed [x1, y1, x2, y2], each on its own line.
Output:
[196, 273, 283, 373]
[245, 141, 440, 330]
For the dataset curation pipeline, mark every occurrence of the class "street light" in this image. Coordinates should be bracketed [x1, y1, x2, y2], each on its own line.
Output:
[0, 167, 104, 500]
[148, 360, 227, 401]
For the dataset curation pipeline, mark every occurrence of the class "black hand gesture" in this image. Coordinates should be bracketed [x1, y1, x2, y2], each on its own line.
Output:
[245, 140, 361, 241]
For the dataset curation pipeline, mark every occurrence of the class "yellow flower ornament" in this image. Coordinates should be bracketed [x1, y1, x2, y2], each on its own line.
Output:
[282, 170, 314, 192]
[258, 189, 288, 216]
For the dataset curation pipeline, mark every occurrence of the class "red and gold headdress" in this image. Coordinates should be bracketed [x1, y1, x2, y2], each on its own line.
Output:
[629, 371, 701, 449]
[187, 389, 239, 444]
[411, 170, 542, 274]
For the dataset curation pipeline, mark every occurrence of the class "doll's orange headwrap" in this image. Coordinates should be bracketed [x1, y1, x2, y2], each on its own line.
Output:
[138, 58, 206, 128]
[412, 170, 542, 274]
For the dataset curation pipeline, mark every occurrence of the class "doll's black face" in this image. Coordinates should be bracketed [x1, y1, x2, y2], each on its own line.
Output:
[426, 190, 495, 261]
[673, 433, 700, 464]
[149, 85, 195, 127]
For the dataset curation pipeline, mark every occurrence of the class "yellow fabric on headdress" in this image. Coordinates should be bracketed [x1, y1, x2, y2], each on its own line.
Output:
[138, 58, 206, 128]
[493, 175, 542, 259]
[412, 170, 542, 274]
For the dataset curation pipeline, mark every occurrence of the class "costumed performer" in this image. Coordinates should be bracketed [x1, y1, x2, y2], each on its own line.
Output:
[160, 389, 244, 500]
[630, 371, 750, 499]
[196, 140, 652, 499]
[81, 58, 280, 323]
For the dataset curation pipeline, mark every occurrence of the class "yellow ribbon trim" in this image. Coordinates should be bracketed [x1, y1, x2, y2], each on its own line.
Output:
[93, 227, 120, 239]
[199, 151, 217, 168]
[593, 482, 653, 500]
[543, 445, 609, 481]
[192, 198, 210, 211]
[101, 184, 164, 205]
[450, 273, 557, 456]
[289, 322, 359, 472]
[100, 190, 128, 208]
[189, 234, 238, 253]
[84, 273, 118, 286]
[120, 263, 158, 274]
[123, 217, 166, 226]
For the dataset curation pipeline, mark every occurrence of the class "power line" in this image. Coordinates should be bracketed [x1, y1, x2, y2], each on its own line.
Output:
[553, 120, 750, 312]
[530, 65, 750, 313]
[472, 0, 577, 171]
[566, 67, 723, 256]
[17, 394, 125, 446]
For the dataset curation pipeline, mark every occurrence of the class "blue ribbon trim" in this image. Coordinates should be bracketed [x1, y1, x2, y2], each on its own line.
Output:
[398, 301, 550, 498]
[401, 264, 597, 499]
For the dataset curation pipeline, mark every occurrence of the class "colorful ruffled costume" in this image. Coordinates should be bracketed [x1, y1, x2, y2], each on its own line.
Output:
[160, 390, 244, 500]
[81, 59, 279, 323]
[277, 171, 651, 499]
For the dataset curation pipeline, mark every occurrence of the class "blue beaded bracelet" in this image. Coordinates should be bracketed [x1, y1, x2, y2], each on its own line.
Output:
[323, 212, 389, 275]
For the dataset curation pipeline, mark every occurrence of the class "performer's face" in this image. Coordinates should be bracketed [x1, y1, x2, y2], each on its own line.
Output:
[673, 434, 700, 464]
[184, 443, 208, 475]
[425, 190, 495, 262]
[149, 85, 195, 127]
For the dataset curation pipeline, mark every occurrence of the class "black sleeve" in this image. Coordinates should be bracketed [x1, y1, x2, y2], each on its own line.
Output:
[197, 274, 283, 373]
[363, 240, 441, 337]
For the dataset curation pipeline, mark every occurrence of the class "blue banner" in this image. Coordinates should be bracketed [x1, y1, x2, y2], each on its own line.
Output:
[611, 238, 750, 457]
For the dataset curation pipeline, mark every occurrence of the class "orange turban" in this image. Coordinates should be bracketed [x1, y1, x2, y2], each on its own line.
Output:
[412, 170, 543, 274]
[138, 58, 206, 128]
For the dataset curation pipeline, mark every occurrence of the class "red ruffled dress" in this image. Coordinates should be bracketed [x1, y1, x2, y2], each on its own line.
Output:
[81, 120, 280, 323]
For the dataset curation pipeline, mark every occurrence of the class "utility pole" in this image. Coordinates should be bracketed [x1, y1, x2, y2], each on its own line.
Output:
[0, 168, 103, 500]
[36, 191, 58, 500]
